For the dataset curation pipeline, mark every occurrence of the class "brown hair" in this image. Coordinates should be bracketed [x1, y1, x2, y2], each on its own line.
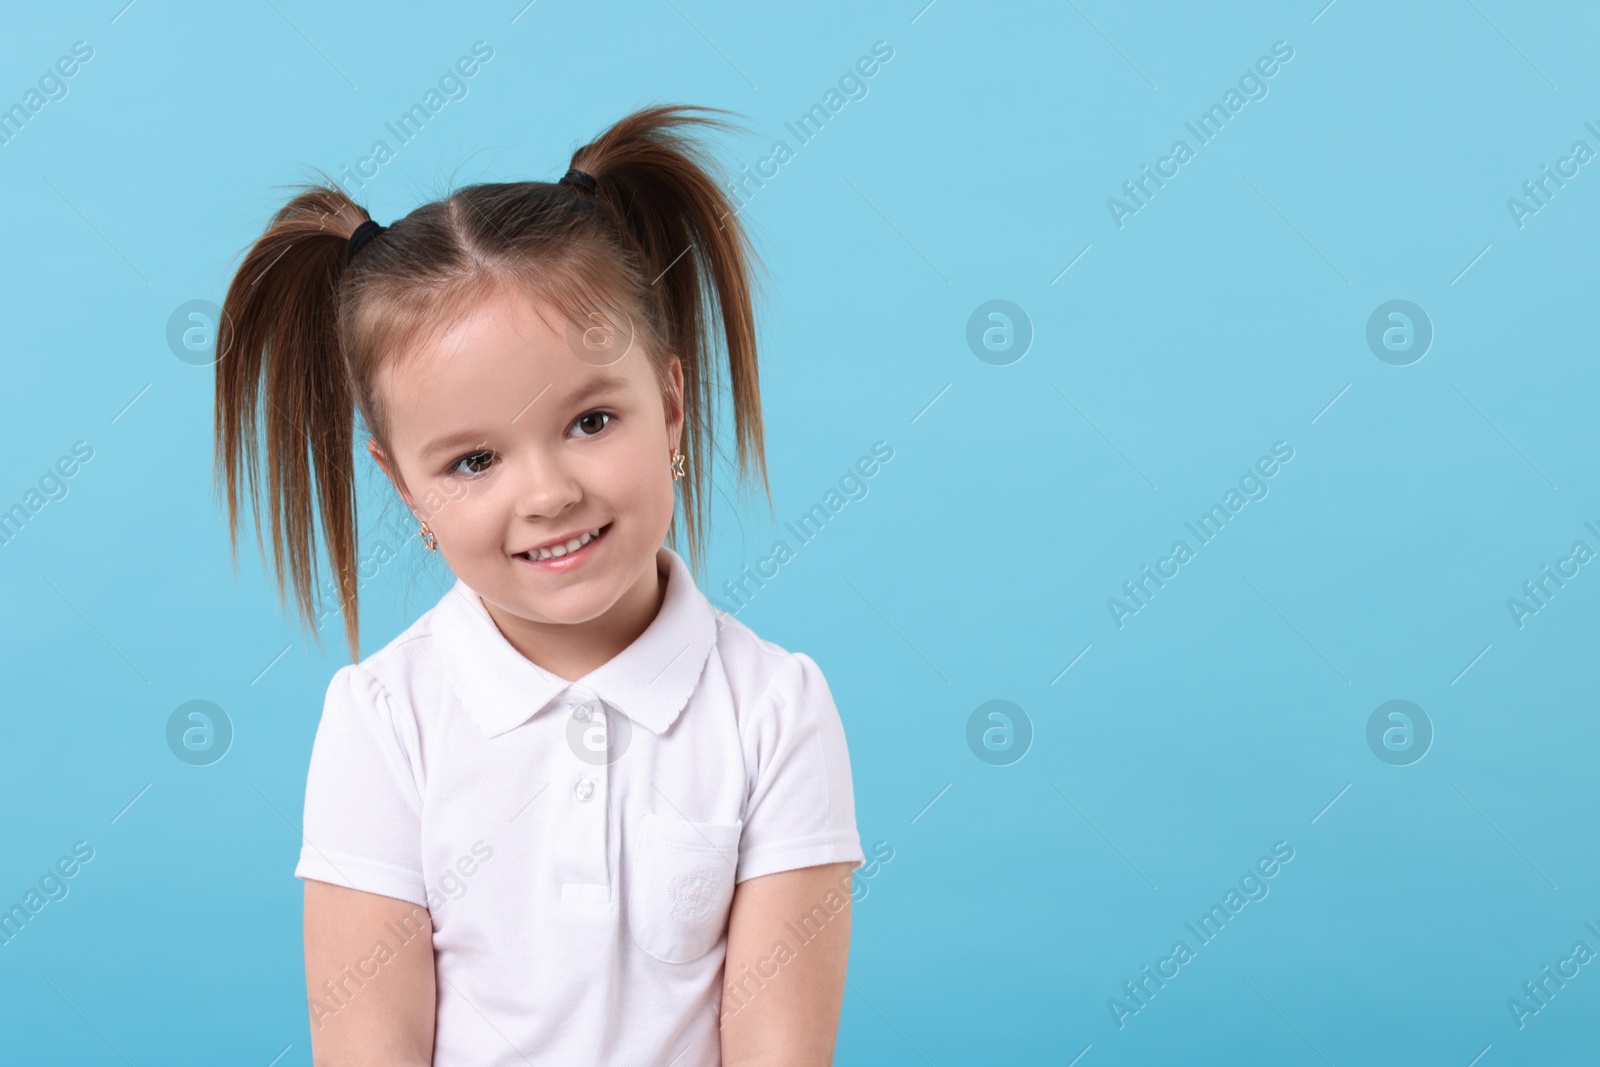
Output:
[213, 104, 772, 662]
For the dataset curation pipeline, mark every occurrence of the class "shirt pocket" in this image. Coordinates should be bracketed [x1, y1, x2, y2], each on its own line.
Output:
[627, 812, 743, 963]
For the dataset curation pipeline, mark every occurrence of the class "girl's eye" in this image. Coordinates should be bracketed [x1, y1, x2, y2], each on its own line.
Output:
[444, 414, 610, 477]
[448, 450, 496, 478]
[572, 410, 614, 438]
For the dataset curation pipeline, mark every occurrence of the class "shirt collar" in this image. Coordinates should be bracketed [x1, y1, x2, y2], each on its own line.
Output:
[432, 544, 718, 740]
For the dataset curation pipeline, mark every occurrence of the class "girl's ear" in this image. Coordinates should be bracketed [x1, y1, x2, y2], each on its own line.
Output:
[664, 355, 686, 445]
[367, 439, 415, 510]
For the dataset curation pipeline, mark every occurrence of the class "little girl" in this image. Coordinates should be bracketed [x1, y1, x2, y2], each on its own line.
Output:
[213, 105, 865, 1066]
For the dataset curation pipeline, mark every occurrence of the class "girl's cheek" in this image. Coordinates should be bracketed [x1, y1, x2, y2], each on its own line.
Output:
[428, 485, 489, 538]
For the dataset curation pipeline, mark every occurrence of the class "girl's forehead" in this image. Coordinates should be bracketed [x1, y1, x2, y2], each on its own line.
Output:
[426, 287, 566, 356]
[391, 284, 643, 378]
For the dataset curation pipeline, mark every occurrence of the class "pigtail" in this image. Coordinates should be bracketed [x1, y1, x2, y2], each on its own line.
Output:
[213, 185, 371, 662]
[566, 104, 773, 578]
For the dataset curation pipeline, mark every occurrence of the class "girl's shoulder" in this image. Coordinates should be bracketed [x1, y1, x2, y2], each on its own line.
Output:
[322, 583, 462, 716]
[708, 611, 839, 725]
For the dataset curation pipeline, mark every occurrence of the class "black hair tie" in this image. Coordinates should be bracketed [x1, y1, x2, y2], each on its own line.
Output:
[559, 167, 598, 194]
[347, 218, 386, 258]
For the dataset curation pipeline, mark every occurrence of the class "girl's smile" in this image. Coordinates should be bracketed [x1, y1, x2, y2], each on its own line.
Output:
[514, 520, 613, 570]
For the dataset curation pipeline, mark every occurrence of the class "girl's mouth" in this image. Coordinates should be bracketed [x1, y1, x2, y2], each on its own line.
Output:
[515, 522, 612, 571]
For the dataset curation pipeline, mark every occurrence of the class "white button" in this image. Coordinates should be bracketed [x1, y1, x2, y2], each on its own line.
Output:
[574, 776, 595, 802]
[572, 703, 591, 722]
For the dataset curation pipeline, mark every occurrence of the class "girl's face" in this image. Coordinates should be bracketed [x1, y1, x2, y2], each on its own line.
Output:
[369, 285, 684, 637]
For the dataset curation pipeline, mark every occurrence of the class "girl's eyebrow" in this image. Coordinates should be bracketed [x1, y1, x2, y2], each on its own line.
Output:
[419, 430, 491, 460]
[416, 373, 632, 459]
[564, 371, 632, 402]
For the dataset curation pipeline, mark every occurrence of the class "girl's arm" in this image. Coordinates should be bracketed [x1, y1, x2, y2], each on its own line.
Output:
[720, 861, 854, 1066]
[304, 879, 437, 1066]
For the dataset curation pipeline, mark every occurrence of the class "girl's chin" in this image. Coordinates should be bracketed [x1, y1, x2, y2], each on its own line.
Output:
[491, 588, 616, 629]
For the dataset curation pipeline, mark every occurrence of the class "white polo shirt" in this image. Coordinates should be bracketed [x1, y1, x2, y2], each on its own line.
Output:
[294, 544, 865, 1066]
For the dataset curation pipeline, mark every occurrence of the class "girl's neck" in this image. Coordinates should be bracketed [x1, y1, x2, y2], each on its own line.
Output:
[480, 557, 668, 683]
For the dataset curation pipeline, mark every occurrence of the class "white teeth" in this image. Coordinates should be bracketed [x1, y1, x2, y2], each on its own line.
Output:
[528, 526, 603, 561]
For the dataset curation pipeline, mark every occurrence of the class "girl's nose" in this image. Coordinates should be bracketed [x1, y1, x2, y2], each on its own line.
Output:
[513, 451, 583, 519]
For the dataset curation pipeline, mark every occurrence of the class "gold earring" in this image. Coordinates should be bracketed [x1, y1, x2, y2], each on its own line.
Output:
[419, 521, 438, 551]
[670, 449, 685, 481]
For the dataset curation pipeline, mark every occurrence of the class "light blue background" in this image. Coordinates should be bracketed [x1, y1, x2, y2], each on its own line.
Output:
[2, 0, 1598, 1063]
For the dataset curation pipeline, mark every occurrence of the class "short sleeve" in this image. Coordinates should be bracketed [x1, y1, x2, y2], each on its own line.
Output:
[293, 664, 428, 906]
[735, 651, 866, 884]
